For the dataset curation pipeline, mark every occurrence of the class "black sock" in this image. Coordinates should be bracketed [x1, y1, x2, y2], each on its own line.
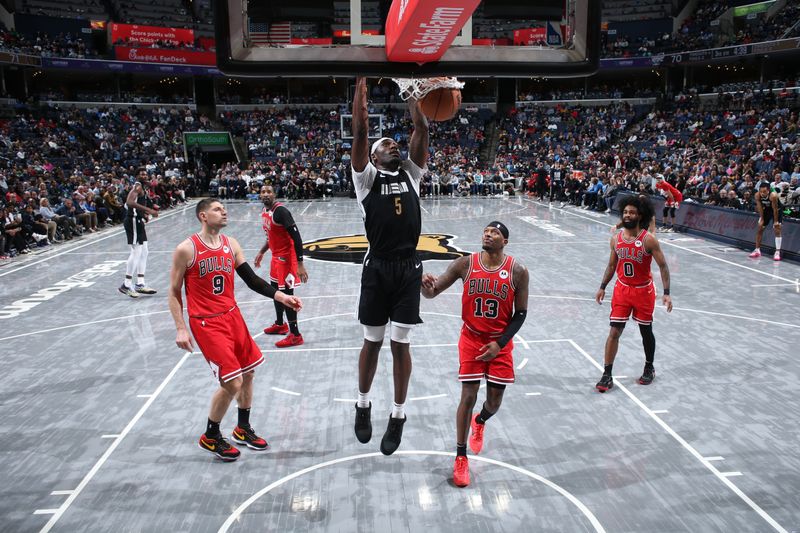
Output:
[272, 282, 283, 324]
[475, 403, 495, 425]
[284, 289, 298, 334]
[288, 321, 300, 335]
[604, 364, 613, 376]
[238, 407, 251, 428]
[206, 419, 221, 438]
[456, 443, 467, 457]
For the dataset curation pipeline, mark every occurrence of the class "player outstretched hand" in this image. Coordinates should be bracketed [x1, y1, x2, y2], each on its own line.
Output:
[420, 273, 437, 297]
[277, 291, 303, 311]
[595, 288, 606, 305]
[176, 329, 195, 352]
[662, 294, 673, 312]
[476, 341, 501, 362]
[254, 251, 265, 268]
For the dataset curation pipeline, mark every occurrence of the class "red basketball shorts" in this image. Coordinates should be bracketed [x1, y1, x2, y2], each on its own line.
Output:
[458, 326, 515, 385]
[270, 254, 299, 290]
[610, 280, 656, 325]
[190, 307, 264, 382]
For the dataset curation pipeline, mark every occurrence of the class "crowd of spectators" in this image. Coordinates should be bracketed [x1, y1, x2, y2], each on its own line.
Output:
[2, 73, 799, 261]
[0, 28, 97, 58]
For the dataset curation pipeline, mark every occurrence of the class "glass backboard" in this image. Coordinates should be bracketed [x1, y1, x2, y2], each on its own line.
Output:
[216, 0, 600, 78]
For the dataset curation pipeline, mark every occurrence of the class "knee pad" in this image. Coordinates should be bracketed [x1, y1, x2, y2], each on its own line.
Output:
[390, 323, 412, 344]
[363, 324, 386, 343]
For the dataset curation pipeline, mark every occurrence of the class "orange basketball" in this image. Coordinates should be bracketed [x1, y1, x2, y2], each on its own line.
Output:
[420, 88, 462, 121]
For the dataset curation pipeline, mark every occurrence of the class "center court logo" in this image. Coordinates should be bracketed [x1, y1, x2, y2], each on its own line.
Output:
[303, 233, 469, 264]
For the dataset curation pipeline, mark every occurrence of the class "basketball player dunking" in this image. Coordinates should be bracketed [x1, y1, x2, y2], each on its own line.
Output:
[255, 184, 309, 348]
[421, 222, 529, 487]
[168, 199, 302, 461]
[596, 195, 672, 392]
[351, 76, 429, 455]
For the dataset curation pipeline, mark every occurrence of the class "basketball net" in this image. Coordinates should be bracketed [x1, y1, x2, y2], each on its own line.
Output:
[391, 77, 465, 101]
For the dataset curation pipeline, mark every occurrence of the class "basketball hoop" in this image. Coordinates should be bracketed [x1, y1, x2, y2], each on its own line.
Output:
[391, 77, 465, 101]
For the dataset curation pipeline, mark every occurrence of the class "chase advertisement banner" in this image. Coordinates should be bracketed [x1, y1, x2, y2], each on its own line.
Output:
[303, 233, 469, 264]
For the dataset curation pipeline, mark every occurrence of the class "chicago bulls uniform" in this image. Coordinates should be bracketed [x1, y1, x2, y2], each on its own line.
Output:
[185, 233, 263, 382]
[655, 180, 683, 208]
[261, 203, 299, 290]
[459, 253, 517, 385]
[610, 229, 656, 325]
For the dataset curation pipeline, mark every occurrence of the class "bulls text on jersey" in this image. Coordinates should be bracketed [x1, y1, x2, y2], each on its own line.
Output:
[197, 256, 233, 277]
[467, 278, 510, 300]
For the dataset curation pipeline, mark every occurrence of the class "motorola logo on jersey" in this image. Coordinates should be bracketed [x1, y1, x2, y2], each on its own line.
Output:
[303, 233, 469, 264]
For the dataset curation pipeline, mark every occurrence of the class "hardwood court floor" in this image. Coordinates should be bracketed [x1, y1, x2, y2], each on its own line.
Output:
[1, 197, 798, 533]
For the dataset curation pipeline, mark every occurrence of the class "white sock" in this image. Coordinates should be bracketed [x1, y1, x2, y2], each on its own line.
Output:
[123, 276, 132, 289]
[775, 237, 782, 252]
[357, 391, 369, 408]
[137, 274, 145, 286]
[391, 402, 405, 419]
[753, 248, 761, 253]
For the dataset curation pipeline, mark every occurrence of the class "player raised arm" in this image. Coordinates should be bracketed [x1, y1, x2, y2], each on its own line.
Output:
[168, 239, 195, 352]
[408, 97, 429, 169]
[228, 236, 303, 311]
[595, 236, 619, 304]
[645, 233, 672, 312]
[351, 77, 370, 173]
[421, 256, 470, 298]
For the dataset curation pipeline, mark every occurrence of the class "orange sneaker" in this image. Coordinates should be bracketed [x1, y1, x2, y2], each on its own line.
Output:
[468, 413, 485, 454]
[198, 434, 240, 461]
[275, 333, 304, 348]
[453, 456, 470, 487]
[231, 425, 269, 450]
[263, 322, 289, 335]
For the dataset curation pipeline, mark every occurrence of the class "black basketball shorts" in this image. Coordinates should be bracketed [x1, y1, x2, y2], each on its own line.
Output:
[124, 217, 147, 245]
[358, 255, 423, 327]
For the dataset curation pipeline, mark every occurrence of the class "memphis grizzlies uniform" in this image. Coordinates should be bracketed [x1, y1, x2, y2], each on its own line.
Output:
[124, 193, 147, 245]
[353, 159, 425, 326]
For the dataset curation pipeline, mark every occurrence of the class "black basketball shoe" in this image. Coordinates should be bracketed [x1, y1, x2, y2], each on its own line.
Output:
[380, 415, 406, 456]
[354, 402, 372, 443]
[596, 374, 614, 393]
[639, 365, 655, 385]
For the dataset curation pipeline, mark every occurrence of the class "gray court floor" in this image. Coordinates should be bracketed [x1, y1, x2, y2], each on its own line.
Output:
[1, 197, 798, 533]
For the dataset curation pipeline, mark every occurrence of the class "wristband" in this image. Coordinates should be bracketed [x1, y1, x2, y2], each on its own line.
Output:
[600, 283, 607, 290]
[663, 288, 670, 295]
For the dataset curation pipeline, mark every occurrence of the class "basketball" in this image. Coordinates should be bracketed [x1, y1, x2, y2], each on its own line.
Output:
[420, 88, 462, 122]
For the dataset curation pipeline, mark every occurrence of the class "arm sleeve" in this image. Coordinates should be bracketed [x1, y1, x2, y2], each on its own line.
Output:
[235, 262, 277, 299]
[497, 310, 527, 348]
[272, 206, 304, 261]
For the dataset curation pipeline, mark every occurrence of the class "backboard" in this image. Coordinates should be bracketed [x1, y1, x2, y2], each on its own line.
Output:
[215, 0, 600, 78]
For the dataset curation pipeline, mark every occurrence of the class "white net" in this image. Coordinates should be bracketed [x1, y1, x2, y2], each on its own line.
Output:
[391, 77, 465, 101]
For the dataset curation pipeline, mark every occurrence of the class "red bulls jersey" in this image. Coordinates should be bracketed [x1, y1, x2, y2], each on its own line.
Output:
[185, 233, 237, 317]
[656, 180, 683, 203]
[261, 203, 294, 257]
[615, 229, 653, 286]
[462, 253, 516, 337]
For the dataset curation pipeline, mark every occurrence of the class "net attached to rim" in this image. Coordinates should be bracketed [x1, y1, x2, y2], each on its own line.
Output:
[391, 77, 465, 101]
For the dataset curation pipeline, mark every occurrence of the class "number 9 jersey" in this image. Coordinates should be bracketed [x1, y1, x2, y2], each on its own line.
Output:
[185, 233, 237, 318]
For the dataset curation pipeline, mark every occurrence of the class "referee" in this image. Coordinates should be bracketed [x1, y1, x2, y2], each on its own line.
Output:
[350, 77, 429, 455]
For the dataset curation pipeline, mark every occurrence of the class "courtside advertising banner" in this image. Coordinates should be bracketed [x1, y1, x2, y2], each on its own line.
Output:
[110, 23, 195, 46]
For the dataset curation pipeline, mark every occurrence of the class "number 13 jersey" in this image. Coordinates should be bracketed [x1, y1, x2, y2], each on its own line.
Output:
[462, 253, 516, 337]
[185, 233, 237, 317]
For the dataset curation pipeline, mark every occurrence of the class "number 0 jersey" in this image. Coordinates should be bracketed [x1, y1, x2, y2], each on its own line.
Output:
[462, 253, 516, 337]
[185, 233, 237, 318]
[614, 229, 653, 287]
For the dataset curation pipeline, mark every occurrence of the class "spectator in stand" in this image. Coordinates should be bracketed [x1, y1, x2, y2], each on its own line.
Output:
[38, 197, 72, 240]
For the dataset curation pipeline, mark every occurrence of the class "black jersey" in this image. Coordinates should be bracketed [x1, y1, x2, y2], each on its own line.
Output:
[758, 192, 774, 213]
[353, 160, 424, 259]
[126, 194, 147, 221]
